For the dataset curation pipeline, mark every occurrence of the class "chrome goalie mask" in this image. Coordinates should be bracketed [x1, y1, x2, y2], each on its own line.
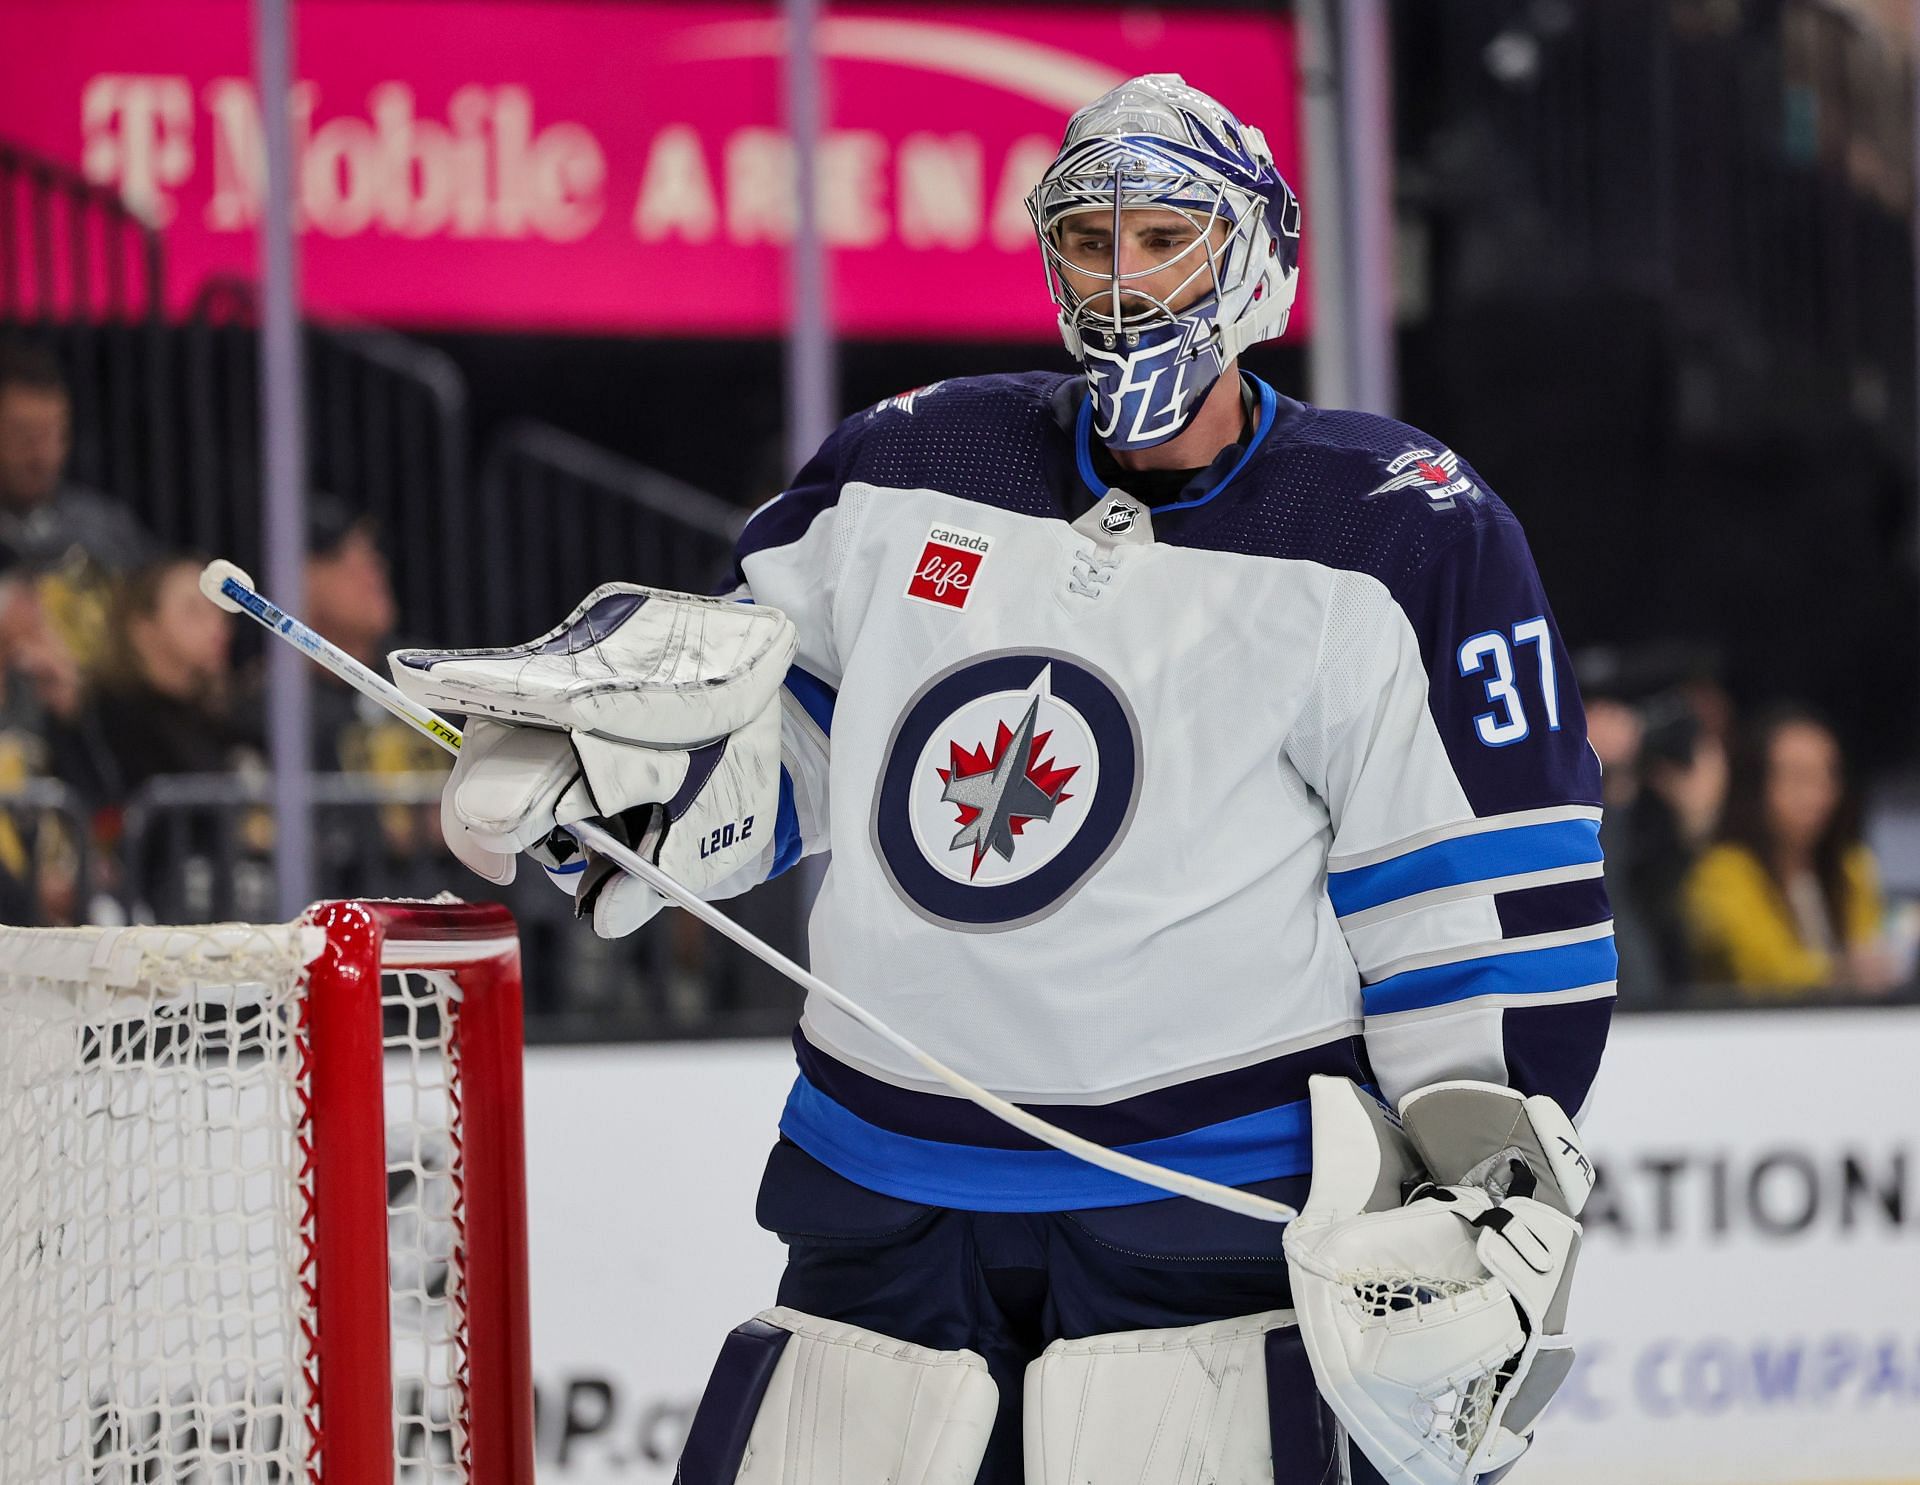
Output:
[1028, 73, 1301, 451]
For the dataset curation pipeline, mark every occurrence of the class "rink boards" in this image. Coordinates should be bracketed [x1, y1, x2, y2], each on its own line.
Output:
[522, 1010, 1920, 1484]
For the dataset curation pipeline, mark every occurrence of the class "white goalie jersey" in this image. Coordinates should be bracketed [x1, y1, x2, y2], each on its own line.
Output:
[714, 372, 1614, 1212]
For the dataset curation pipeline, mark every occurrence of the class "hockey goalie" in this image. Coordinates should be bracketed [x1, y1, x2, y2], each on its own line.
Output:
[395, 73, 1614, 1485]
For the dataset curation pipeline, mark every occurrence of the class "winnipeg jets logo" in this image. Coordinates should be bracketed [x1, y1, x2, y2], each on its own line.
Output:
[875, 652, 1142, 930]
[938, 692, 1080, 878]
[912, 667, 1088, 888]
[1365, 446, 1479, 509]
[872, 380, 948, 418]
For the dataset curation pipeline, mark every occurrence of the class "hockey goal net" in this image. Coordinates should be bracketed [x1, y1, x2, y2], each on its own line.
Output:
[0, 898, 532, 1484]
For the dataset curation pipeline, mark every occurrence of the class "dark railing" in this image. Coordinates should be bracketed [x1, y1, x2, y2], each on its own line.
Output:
[173, 279, 479, 640]
[146, 309, 746, 653]
[474, 421, 745, 645]
[315, 323, 476, 635]
[0, 140, 162, 330]
[118, 771, 451, 924]
[0, 139, 175, 520]
[114, 773, 805, 1042]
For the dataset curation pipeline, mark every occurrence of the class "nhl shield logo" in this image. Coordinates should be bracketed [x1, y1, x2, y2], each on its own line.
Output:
[1101, 501, 1142, 536]
[874, 651, 1142, 930]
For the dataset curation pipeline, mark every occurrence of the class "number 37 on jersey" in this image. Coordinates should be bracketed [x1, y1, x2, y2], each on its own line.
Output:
[1458, 615, 1561, 748]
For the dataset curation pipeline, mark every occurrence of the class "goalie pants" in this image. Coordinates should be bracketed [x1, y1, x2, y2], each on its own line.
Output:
[750, 1138, 1388, 1485]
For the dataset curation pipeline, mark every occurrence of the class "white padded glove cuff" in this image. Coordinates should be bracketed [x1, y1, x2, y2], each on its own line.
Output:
[1397, 1079, 1594, 1217]
[440, 719, 587, 885]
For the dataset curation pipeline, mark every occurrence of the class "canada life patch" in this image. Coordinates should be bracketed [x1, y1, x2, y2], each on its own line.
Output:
[906, 524, 991, 611]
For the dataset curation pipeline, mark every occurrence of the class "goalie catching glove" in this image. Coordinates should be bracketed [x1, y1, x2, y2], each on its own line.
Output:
[1282, 1076, 1593, 1485]
[390, 584, 796, 936]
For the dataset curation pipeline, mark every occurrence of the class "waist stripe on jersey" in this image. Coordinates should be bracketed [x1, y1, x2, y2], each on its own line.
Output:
[792, 1028, 1370, 1149]
[778, 1074, 1317, 1211]
[1327, 817, 1603, 918]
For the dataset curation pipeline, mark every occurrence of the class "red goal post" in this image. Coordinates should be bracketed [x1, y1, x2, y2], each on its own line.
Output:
[0, 898, 534, 1483]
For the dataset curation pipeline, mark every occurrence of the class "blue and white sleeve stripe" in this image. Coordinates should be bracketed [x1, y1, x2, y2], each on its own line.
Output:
[1331, 807, 1615, 1029]
[783, 664, 836, 740]
[1327, 806, 1604, 922]
[1360, 923, 1617, 1017]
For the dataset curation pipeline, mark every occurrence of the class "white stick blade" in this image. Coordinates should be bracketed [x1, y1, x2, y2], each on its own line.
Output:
[199, 559, 256, 614]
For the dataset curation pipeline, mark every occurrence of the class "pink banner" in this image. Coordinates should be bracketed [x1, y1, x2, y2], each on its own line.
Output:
[0, 1, 1302, 338]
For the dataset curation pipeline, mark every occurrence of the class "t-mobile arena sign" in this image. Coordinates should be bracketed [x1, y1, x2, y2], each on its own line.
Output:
[0, 2, 1302, 338]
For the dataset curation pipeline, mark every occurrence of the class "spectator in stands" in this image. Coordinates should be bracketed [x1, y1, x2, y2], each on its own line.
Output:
[301, 499, 445, 885]
[93, 556, 273, 922]
[1586, 694, 1643, 814]
[303, 497, 411, 770]
[0, 342, 157, 676]
[0, 574, 104, 922]
[1581, 689, 1665, 1003]
[1619, 695, 1728, 991]
[93, 555, 261, 798]
[0, 573, 85, 740]
[1684, 706, 1898, 996]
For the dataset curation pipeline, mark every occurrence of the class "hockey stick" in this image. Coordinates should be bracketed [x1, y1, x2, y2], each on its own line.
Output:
[200, 559, 1298, 1223]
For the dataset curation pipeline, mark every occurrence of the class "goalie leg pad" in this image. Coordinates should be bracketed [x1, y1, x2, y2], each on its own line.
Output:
[677, 1306, 997, 1485]
[1024, 1310, 1325, 1485]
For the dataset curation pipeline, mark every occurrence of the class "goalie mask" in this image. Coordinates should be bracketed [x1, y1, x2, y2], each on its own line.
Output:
[1027, 73, 1301, 451]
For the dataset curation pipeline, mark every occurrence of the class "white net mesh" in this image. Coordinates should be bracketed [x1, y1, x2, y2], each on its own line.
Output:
[1344, 1269, 1507, 1461]
[0, 925, 317, 1482]
[1346, 1271, 1486, 1319]
[1423, 1371, 1500, 1459]
[384, 966, 468, 1482]
[0, 919, 483, 1484]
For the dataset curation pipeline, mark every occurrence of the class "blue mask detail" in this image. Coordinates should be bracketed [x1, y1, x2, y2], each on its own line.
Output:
[1079, 299, 1227, 451]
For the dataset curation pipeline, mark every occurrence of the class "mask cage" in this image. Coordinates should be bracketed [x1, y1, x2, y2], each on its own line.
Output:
[1027, 168, 1265, 349]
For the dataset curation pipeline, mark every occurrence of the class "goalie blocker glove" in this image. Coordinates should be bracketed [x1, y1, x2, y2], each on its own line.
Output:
[391, 584, 797, 936]
[1281, 1076, 1592, 1485]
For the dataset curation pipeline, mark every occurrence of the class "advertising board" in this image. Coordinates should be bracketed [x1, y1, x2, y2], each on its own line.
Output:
[0, 2, 1302, 338]
[519, 1012, 1920, 1482]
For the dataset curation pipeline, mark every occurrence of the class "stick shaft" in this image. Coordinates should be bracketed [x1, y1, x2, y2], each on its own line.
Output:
[216, 574, 465, 754]
[212, 567, 1296, 1222]
[561, 836, 1295, 1221]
